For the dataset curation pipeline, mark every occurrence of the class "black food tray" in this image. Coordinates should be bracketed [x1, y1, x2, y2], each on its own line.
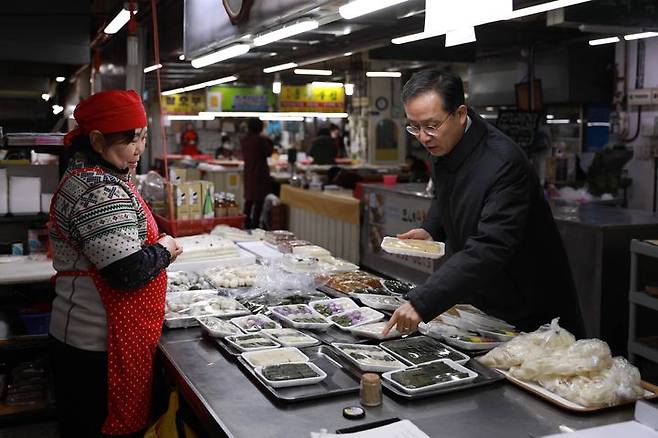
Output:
[302, 325, 374, 345]
[381, 359, 505, 400]
[236, 344, 360, 403]
[317, 285, 350, 299]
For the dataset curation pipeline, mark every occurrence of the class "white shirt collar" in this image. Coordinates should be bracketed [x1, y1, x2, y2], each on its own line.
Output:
[465, 115, 472, 132]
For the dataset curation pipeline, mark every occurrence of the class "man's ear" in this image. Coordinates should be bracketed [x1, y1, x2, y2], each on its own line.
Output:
[458, 104, 468, 123]
[89, 130, 105, 154]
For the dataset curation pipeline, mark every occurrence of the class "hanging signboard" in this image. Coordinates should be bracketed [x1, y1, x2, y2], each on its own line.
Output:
[207, 85, 275, 111]
[161, 92, 206, 115]
[280, 85, 345, 113]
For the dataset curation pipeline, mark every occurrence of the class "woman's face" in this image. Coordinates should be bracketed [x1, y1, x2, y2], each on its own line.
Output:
[95, 128, 148, 170]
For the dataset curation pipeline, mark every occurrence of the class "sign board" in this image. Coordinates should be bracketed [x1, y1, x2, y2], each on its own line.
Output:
[495, 110, 540, 149]
[280, 85, 345, 113]
[207, 85, 274, 111]
[161, 92, 206, 115]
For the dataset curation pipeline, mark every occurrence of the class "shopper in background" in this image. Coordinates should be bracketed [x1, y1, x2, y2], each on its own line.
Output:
[242, 118, 274, 228]
[329, 123, 347, 158]
[308, 127, 337, 165]
[180, 121, 199, 155]
[404, 154, 430, 183]
[216, 134, 235, 159]
[49, 90, 182, 437]
[384, 70, 584, 338]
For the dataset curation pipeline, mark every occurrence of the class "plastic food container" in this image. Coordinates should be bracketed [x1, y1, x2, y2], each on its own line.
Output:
[230, 314, 282, 332]
[225, 333, 281, 352]
[382, 174, 398, 185]
[260, 328, 320, 348]
[380, 237, 445, 259]
[382, 359, 478, 394]
[269, 305, 332, 331]
[255, 362, 327, 388]
[333, 343, 407, 373]
[196, 316, 244, 338]
[309, 298, 360, 318]
[329, 307, 385, 330]
[241, 347, 309, 368]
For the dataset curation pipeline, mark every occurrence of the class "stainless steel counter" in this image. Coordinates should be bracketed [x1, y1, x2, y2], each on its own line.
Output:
[158, 328, 634, 438]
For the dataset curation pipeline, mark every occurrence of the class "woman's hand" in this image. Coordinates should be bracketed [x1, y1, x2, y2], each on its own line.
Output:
[397, 228, 431, 240]
[158, 235, 183, 263]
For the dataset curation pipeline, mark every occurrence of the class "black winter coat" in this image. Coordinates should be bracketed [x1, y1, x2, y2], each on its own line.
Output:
[408, 110, 585, 337]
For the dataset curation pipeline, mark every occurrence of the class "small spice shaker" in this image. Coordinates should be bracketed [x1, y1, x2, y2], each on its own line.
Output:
[359, 373, 382, 407]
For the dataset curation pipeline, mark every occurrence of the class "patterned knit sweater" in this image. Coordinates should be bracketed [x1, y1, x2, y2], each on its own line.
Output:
[50, 156, 169, 351]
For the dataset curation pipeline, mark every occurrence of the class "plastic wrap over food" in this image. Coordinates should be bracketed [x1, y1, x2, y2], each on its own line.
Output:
[509, 339, 612, 380]
[479, 318, 576, 369]
[537, 357, 645, 407]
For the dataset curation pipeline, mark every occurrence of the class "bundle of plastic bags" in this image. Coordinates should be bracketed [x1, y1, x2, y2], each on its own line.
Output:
[478, 318, 645, 407]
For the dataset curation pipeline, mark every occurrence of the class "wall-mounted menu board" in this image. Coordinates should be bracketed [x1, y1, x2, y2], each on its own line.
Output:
[495, 111, 540, 149]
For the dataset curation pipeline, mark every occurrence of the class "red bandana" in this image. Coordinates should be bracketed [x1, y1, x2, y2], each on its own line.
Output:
[64, 90, 147, 145]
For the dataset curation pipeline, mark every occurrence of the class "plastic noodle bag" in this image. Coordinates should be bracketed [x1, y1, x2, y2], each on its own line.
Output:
[509, 339, 612, 380]
[479, 318, 575, 369]
[537, 357, 645, 408]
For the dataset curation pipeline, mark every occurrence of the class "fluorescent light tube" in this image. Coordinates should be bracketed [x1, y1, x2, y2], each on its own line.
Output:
[41, 93, 50, 101]
[366, 71, 402, 78]
[253, 20, 319, 47]
[191, 44, 250, 68]
[294, 69, 332, 76]
[311, 82, 343, 88]
[55, 76, 65, 83]
[345, 84, 355, 96]
[143, 63, 162, 73]
[199, 111, 349, 119]
[624, 32, 658, 41]
[52, 105, 64, 115]
[104, 8, 137, 34]
[263, 62, 298, 73]
[272, 81, 282, 94]
[161, 76, 238, 96]
[167, 115, 215, 121]
[339, 0, 410, 20]
[259, 115, 304, 121]
[546, 119, 571, 124]
[445, 27, 476, 47]
[588, 36, 620, 46]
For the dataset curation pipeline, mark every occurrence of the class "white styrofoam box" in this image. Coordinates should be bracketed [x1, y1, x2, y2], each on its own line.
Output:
[0, 168, 7, 214]
[9, 176, 41, 214]
[41, 193, 53, 214]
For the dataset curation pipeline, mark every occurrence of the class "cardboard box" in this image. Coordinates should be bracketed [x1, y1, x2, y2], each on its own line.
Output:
[170, 167, 201, 182]
[187, 182, 203, 220]
[167, 182, 189, 220]
[202, 169, 243, 210]
[199, 181, 215, 219]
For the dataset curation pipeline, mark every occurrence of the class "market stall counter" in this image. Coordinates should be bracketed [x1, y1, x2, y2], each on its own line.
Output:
[158, 327, 635, 438]
[280, 185, 360, 264]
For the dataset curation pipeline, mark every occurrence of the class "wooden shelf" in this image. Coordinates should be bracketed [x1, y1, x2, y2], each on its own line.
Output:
[0, 400, 55, 425]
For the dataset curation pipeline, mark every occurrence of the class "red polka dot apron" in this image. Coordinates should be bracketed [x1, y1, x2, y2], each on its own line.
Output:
[50, 167, 167, 435]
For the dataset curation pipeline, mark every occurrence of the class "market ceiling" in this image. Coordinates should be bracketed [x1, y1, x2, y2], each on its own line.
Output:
[2, 0, 658, 100]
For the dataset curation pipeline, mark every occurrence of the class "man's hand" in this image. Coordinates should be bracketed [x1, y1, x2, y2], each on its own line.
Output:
[382, 302, 423, 336]
[397, 228, 431, 241]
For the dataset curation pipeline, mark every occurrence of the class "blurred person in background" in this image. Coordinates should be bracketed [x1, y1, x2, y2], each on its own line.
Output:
[241, 118, 274, 228]
[180, 122, 199, 155]
[308, 127, 336, 165]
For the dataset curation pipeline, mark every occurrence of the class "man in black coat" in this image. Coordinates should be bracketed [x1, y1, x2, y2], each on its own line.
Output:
[383, 70, 584, 338]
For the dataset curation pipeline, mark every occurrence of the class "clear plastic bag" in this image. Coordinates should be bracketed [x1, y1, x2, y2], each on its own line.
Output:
[509, 338, 612, 380]
[479, 318, 575, 369]
[537, 357, 645, 407]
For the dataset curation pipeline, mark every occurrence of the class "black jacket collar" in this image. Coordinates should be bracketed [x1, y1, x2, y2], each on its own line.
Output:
[433, 108, 488, 173]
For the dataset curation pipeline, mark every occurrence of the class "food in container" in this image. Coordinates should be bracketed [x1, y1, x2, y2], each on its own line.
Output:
[165, 291, 250, 327]
[333, 343, 406, 373]
[264, 230, 295, 246]
[196, 316, 244, 338]
[382, 279, 415, 296]
[204, 264, 262, 289]
[230, 314, 281, 332]
[348, 321, 401, 340]
[269, 304, 331, 330]
[277, 240, 312, 253]
[260, 328, 320, 348]
[310, 298, 360, 318]
[380, 336, 470, 365]
[255, 362, 327, 388]
[241, 347, 309, 368]
[224, 333, 280, 352]
[353, 294, 407, 311]
[382, 359, 477, 394]
[329, 307, 385, 329]
[380, 237, 445, 259]
[281, 254, 320, 274]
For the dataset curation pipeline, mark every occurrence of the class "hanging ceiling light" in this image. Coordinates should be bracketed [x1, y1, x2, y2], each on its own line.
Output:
[143, 63, 163, 73]
[161, 75, 238, 96]
[191, 44, 250, 68]
[366, 71, 401, 78]
[104, 7, 137, 34]
[294, 69, 332, 76]
[263, 62, 298, 73]
[339, 0, 411, 20]
[588, 36, 620, 46]
[253, 20, 319, 47]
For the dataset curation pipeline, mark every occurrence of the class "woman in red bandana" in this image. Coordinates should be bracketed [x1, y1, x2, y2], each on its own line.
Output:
[49, 90, 182, 437]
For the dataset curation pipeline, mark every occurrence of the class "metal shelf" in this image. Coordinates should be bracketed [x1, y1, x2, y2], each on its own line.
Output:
[629, 339, 658, 364]
[631, 239, 658, 259]
[630, 291, 658, 312]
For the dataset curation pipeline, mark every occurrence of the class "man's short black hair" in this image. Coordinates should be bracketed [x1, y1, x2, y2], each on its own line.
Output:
[247, 118, 264, 134]
[401, 69, 465, 113]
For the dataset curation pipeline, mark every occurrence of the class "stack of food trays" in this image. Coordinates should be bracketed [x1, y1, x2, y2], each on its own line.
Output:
[419, 304, 520, 351]
[264, 230, 295, 247]
[164, 290, 250, 328]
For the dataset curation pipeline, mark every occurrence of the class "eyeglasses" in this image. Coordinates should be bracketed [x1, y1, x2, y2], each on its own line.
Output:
[406, 112, 454, 137]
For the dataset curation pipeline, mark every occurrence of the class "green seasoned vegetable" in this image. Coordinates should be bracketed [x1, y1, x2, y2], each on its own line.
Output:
[383, 338, 463, 365]
[313, 303, 333, 317]
[262, 363, 320, 381]
[391, 361, 470, 389]
[383, 280, 414, 295]
[291, 316, 327, 324]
